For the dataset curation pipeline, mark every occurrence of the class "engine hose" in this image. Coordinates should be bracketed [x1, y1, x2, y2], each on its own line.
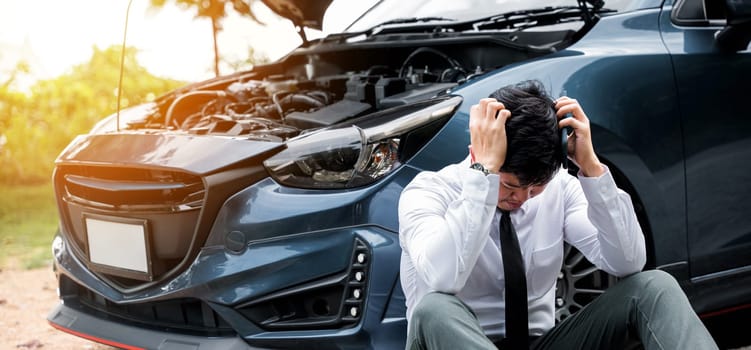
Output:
[164, 90, 228, 128]
[279, 93, 326, 109]
[225, 97, 269, 115]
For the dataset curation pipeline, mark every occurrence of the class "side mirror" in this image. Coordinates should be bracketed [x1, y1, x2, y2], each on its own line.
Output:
[715, 0, 751, 51]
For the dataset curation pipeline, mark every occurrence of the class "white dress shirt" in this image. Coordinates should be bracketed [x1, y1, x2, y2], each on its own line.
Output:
[398, 156, 646, 339]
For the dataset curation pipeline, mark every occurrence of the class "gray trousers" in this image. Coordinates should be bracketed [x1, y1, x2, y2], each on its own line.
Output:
[406, 270, 718, 350]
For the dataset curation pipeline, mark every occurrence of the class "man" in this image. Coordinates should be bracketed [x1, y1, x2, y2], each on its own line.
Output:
[398, 80, 718, 349]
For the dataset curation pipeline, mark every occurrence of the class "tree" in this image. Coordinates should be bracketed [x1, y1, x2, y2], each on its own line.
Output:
[1, 60, 30, 91]
[221, 45, 270, 72]
[149, 0, 263, 77]
[0, 61, 32, 182]
[0, 45, 185, 185]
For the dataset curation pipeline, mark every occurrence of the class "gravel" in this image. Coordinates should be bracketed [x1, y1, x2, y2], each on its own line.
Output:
[0, 265, 113, 350]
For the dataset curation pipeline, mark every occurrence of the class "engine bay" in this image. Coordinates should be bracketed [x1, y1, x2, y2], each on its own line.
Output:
[129, 29, 578, 141]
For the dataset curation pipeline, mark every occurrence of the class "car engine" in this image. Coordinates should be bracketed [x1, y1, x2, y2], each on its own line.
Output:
[125, 28, 573, 140]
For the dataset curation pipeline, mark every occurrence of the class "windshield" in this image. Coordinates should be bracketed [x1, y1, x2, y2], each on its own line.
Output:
[323, 0, 648, 34]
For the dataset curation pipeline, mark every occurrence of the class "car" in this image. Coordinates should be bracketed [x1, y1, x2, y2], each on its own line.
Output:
[47, 0, 751, 348]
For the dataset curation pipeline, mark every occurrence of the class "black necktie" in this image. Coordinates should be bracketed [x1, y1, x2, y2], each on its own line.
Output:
[500, 210, 529, 349]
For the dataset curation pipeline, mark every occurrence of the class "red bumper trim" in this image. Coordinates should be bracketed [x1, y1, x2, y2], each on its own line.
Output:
[699, 303, 751, 319]
[47, 320, 145, 350]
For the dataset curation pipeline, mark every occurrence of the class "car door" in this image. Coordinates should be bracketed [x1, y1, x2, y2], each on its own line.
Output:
[661, 0, 751, 286]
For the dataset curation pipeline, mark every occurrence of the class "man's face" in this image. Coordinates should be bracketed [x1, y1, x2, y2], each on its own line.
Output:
[497, 172, 548, 211]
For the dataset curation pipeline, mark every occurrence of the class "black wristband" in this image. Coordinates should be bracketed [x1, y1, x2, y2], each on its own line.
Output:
[470, 162, 490, 176]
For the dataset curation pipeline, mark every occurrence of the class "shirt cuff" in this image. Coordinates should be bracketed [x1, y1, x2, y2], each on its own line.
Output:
[577, 164, 618, 204]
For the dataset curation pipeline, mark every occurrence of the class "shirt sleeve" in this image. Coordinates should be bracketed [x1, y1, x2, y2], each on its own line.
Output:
[563, 165, 647, 277]
[398, 163, 499, 293]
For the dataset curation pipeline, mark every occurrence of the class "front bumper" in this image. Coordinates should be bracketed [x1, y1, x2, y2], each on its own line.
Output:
[48, 222, 407, 349]
[48, 160, 419, 349]
[48, 303, 252, 350]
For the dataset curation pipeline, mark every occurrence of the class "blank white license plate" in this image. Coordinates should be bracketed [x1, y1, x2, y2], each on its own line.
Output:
[85, 217, 148, 273]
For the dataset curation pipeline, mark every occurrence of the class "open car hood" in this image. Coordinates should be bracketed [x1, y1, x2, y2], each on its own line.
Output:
[260, 0, 334, 30]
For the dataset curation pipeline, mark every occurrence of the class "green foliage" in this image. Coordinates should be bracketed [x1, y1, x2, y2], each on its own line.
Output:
[1, 60, 30, 90]
[0, 182, 58, 269]
[222, 45, 271, 72]
[0, 45, 185, 185]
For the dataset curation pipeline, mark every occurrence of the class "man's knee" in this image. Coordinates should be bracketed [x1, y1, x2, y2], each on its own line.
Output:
[412, 292, 469, 325]
[412, 292, 461, 319]
[622, 269, 682, 300]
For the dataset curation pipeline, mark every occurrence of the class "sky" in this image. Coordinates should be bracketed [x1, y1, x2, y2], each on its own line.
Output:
[0, 0, 317, 90]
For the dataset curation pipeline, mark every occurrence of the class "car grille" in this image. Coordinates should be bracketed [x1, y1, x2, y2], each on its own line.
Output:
[59, 275, 235, 336]
[59, 165, 206, 210]
[54, 165, 206, 288]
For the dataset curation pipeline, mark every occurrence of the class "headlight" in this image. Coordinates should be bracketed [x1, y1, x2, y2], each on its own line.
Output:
[263, 95, 462, 189]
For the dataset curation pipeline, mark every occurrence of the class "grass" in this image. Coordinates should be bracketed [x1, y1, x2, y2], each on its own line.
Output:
[0, 181, 59, 269]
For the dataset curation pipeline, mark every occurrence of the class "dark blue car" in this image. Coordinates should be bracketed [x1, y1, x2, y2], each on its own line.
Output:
[47, 0, 751, 348]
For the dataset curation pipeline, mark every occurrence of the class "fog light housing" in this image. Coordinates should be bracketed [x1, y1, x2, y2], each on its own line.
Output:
[235, 238, 372, 330]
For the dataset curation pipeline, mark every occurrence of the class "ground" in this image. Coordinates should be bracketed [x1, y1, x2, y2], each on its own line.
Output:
[2, 263, 748, 350]
[0, 264, 113, 350]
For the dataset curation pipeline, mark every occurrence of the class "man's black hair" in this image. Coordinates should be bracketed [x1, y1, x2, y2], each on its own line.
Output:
[489, 79, 562, 186]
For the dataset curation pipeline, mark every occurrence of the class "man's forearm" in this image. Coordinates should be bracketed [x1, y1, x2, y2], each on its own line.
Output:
[579, 168, 647, 275]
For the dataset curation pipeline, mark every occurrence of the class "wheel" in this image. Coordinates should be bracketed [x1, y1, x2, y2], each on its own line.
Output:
[554, 243, 619, 323]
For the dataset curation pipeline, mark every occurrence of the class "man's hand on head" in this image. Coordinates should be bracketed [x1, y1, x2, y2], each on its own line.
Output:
[469, 98, 510, 174]
[555, 97, 604, 177]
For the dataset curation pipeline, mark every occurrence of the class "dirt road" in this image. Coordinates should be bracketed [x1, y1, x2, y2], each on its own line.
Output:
[0, 265, 112, 350]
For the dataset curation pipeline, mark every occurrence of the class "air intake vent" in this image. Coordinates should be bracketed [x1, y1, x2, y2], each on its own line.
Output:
[59, 275, 234, 336]
[236, 238, 371, 330]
